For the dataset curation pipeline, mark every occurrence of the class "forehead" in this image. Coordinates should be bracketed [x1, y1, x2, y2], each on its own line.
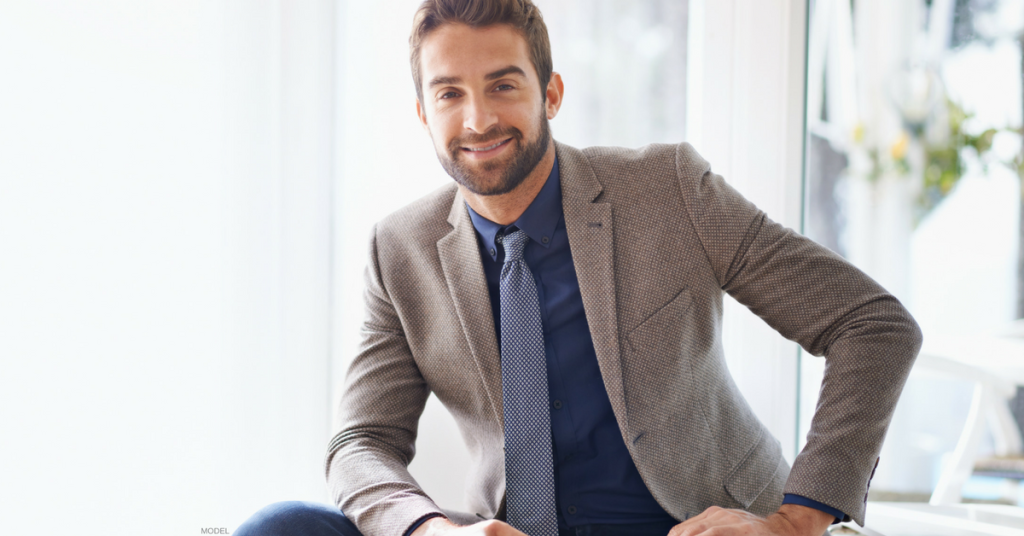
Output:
[419, 23, 534, 83]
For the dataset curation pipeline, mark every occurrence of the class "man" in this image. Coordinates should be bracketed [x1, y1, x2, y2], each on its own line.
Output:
[236, 1, 921, 536]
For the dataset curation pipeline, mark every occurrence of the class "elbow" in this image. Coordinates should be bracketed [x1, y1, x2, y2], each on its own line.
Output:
[882, 298, 923, 375]
[908, 314, 924, 356]
[896, 298, 924, 361]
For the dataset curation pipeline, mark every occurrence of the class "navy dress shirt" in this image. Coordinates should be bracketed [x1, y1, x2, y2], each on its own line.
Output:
[407, 157, 846, 535]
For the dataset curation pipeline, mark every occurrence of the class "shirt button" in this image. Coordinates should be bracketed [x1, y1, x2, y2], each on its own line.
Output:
[542, 236, 549, 244]
[489, 248, 496, 257]
[552, 400, 562, 410]
[567, 506, 577, 515]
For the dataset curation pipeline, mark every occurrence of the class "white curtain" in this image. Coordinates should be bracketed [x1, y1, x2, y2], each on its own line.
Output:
[0, 1, 334, 534]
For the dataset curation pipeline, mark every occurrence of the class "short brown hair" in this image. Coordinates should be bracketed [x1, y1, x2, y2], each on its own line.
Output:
[409, 0, 553, 103]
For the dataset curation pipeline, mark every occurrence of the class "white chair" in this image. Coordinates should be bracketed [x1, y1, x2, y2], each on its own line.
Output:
[915, 324, 1024, 505]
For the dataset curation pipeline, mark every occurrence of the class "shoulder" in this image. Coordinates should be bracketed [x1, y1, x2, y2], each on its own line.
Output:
[559, 141, 712, 195]
[373, 182, 458, 247]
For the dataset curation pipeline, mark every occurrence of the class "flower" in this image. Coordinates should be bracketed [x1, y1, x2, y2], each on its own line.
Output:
[890, 131, 910, 161]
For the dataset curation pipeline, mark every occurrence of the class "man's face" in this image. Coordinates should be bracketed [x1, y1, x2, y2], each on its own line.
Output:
[416, 23, 556, 196]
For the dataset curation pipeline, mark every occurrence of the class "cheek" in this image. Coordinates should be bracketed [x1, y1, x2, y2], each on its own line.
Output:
[496, 101, 535, 125]
[510, 108, 544, 137]
[429, 111, 463, 141]
[425, 119, 457, 151]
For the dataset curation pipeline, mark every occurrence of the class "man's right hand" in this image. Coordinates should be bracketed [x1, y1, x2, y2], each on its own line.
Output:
[412, 516, 529, 536]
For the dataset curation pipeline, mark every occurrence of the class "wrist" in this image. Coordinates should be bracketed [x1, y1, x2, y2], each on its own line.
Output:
[772, 503, 834, 536]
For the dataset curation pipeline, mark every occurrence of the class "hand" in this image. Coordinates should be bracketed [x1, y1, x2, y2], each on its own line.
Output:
[668, 504, 834, 536]
[411, 517, 529, 536]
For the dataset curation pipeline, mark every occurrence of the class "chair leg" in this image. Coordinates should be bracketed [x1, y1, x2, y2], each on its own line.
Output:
[931, 382, 990, 505]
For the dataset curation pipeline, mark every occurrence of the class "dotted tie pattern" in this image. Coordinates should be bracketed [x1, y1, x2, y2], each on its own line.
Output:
[499, 230, 558, 536]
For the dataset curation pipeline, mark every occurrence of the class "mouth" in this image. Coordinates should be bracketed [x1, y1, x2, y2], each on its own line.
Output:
[460, 137, 513, 158]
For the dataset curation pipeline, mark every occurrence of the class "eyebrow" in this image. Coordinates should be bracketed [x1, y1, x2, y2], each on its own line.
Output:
[485, 65, 527, 81]
[427, 65, 528, 89]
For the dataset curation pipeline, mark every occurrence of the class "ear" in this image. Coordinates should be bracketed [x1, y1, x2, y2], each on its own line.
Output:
[544, 72, 564, 120]
[416, 98, 430, 132]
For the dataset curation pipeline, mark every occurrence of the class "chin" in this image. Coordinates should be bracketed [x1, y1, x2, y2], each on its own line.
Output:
[455, 174, 516, 197]
[450, 157, 522, 196]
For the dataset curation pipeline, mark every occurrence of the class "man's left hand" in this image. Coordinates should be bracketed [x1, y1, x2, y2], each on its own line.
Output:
[668, 504, 834, 536]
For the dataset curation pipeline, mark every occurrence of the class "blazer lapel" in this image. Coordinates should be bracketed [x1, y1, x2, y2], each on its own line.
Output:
[437, 189, 504, 427]
[555, 142, 630, 434]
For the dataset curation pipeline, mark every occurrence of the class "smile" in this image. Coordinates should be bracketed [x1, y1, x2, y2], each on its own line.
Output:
[462, 138, 512, 152]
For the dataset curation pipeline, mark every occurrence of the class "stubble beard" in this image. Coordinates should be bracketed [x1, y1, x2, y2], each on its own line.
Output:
[435, 110, 551, 197]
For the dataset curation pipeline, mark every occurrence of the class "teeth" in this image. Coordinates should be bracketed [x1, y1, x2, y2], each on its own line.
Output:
[467, 140, 505, 152]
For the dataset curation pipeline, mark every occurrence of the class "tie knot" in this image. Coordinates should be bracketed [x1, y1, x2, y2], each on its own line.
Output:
[501, 229, 529, 263]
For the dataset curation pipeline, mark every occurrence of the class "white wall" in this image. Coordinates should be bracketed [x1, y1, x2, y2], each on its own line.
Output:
[0, 1, 334, 534]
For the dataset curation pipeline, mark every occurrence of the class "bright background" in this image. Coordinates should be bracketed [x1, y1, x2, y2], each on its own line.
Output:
[798, 0, 1024, 504]
[2, 1, 1020, 535]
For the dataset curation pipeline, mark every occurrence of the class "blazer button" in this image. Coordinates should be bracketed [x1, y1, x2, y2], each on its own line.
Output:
[567, 506, 577, 515]
[552, 400, 562, 410]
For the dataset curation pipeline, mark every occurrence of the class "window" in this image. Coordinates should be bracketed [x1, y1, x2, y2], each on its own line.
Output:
[800, 0, 1024, 505]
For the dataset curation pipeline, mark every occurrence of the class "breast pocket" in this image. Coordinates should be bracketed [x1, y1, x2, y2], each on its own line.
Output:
[626, 287, 694, 356]
[622, 288, 703, 433]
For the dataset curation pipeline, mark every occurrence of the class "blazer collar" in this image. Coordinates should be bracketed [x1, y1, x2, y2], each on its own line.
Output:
[440, 188, 505, 427]
[554, 141, 630, 437]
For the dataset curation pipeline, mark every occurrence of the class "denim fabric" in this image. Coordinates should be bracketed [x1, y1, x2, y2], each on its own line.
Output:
[235, 501, 362, 536]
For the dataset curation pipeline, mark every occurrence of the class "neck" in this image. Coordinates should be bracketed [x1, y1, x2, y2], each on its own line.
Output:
[459, 141, 556, 226]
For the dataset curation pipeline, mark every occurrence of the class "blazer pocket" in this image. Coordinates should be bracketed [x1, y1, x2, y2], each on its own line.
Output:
[724, 428, 784, 509]
[626, 287, 694, 354]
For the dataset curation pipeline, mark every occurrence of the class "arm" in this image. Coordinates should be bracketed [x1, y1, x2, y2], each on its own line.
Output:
[674, 143, 922, 527]
[325, 223, 443, 536]
[669, 504, 834, 536]
[331, 225, 530, 536]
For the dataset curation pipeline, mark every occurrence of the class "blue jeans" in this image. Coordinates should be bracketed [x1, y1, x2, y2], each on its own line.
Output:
[235, 502, 679, 536]
[234, 501, 362, 536]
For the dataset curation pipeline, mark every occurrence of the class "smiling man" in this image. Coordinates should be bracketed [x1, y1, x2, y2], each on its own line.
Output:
[235, 2, 922, 536]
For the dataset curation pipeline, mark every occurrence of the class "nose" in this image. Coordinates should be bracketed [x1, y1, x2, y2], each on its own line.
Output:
[462, 93, 498, 134]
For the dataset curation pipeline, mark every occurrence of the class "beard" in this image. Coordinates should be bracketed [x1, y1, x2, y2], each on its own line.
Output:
[434, 110, 551, 197]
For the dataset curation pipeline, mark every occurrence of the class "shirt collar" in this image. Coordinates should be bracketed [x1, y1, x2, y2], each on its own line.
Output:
[466, 156, 562, 261]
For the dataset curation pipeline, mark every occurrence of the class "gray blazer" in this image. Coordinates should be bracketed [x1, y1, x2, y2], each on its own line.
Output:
[325, 141, 922, 536]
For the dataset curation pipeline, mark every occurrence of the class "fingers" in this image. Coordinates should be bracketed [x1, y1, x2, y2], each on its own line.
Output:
[672, 522, 755, 536]
[668, 506, 766, 536]
[669, 506, 723, 536]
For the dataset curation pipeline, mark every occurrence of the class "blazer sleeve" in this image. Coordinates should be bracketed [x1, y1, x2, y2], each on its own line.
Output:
[324, 223, 444, 536]
[673, 143, 923, 525]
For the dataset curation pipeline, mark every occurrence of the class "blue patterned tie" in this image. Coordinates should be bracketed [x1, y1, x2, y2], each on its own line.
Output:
[499, 229, 558, 536]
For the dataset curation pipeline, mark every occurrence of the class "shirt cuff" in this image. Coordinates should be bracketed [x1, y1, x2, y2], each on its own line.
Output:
[782, 494, 848, 524]
[404, 513, 447, 536]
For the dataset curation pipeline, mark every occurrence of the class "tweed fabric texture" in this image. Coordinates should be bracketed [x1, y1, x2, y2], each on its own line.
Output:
[498, 230, 558, 536]
[325, 141, 922, 536]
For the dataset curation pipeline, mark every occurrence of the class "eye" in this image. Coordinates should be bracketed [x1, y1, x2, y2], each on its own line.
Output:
[495, 84, 514, 91]
[439, 91, 460, 100]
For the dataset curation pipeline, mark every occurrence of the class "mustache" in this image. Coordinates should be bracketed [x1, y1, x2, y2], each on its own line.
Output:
[447, 125, 524, 154]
